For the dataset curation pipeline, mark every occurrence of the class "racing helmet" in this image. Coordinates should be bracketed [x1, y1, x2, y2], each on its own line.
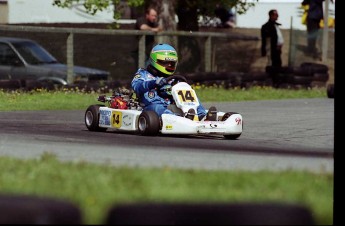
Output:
[149, 43, 178, 76]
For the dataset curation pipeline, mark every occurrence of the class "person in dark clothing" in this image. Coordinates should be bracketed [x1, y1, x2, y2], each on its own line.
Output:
[214, 3, 236, 28]
[132, 7, 162, 67]
[261, 9, 284, 68]
[301, 0, 332, 58]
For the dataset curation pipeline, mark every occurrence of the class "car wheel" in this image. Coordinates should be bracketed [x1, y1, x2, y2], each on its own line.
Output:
[221, 112, 242, 140]
[138, 111, 160, 136]
[85, 105, 107, 132]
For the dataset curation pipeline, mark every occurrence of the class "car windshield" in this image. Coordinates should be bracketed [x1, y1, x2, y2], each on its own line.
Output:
[12, 41, 58, 65]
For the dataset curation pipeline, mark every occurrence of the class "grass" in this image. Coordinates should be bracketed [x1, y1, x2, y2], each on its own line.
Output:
[0, 86, 332, 224]
[0, 154, 333, 224]
[0, 85, 327, 111]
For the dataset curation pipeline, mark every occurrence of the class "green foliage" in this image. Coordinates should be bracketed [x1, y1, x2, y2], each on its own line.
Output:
[0, 155, 333, 224]
[197, 0, 258, 16]
[53, 0, 144, 22]
[52, 0, 257, 26]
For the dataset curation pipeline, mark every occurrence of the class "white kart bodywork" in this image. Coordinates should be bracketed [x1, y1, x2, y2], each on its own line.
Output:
[96, 106, 242, 136]
[160, 113, 242, 135]
[85, 78, 243, 139]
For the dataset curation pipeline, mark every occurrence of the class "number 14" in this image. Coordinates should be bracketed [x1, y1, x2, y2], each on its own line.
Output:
[177, 90, 196, 102]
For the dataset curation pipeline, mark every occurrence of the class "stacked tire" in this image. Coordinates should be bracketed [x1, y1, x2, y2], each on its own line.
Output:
[0, 79, 22, 90]
[186, 72, 255, 89]
[299, 62, 329, 87]
[327, 83, 334, 98]
[266, 62, 329, 88]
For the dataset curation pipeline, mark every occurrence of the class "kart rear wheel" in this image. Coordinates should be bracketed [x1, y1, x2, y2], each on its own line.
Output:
[138, 111, 160, 136]
[221, 112, 242, 140]
[85, 105, 107, 132]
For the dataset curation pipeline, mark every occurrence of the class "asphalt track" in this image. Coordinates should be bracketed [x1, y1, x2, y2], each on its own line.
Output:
[0, 98, 334, 173]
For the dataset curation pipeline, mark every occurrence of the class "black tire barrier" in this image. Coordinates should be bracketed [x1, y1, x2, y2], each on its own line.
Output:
[270, 73, 288, 87]
[23, 79, 45, 90]
[186, 72, 255, 89]
[0, 72, 328, 91]
[265, 66, 293, 75]
[250, 72, 269, 81]
[186, 72, 243, 83]
[0, 79, 131, 92]
[266, 64, 329, 79]
[0, 194, 82, 224]
[265, 65, 280, 74]
[0, 79, 22, 90]
[287, 75, 314, 85]
[291, 66, 314, 77]
[327, 83, 334, 98]
[300, 62, 328, 75]
[251, 79, 273, 87]
[105, 202, 315, 225]
[246, 72, 271, 88]
[310, 81, 327, 88]
[313, 73, 329, 82]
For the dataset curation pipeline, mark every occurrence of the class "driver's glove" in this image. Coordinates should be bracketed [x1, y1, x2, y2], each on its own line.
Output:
[155, 77, 167, 87]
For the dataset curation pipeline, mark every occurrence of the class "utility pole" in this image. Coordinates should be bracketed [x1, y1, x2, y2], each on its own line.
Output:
[321, 0, 330, 63]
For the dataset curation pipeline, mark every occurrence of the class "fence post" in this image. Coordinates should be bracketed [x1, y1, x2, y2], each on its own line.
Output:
[67, 32, 74, 84]
[288, 16, 295, 67]
[205, 36, 212, 72]
[138, 35, 146, 68]
[321, 0, 329, 63]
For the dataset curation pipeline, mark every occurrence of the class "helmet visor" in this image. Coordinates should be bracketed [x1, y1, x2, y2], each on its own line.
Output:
[157, 59, 177, 72]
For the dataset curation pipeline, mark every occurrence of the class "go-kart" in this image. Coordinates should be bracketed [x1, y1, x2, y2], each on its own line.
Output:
[84, 75, 243, 139]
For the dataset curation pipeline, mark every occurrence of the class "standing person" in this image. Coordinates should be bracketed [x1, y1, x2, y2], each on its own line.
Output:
[261, 9, 284, 68]
[214, 3, 236, 28]
[134, 7, 163, 67]
[301, 0, 332, 59]
[131, 43, 217, 121]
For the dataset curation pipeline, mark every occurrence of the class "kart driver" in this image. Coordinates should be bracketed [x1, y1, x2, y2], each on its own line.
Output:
[131, 43, 217, 121]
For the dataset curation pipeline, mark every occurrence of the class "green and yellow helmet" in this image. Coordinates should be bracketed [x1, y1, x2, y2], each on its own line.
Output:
[149, 43, 178, 76]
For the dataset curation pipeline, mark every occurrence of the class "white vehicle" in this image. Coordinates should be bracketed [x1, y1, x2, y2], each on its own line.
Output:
[85, 75, 243, 139]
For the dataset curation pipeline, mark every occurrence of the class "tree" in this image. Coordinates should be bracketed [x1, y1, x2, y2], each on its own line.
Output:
[53, 0, 145, 28]
[53, 0, 257, 31]
[53, 0, 257, 73]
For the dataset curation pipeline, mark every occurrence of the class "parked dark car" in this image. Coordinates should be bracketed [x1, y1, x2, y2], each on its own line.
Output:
[0, 37, 109, 86]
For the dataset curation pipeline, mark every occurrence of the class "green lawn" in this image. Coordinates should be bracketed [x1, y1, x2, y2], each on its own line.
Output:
[0, 154, 333, 224]
[0, 85, 327, 111]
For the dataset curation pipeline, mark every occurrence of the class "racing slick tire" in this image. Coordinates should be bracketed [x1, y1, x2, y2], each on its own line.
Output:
[85, 105, 108, 132]
[221, 112, 242, 140]
[138, 111, 160, 136]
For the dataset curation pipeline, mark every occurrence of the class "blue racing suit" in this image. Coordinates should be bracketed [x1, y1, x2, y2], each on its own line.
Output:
[131, 68, 207, 119]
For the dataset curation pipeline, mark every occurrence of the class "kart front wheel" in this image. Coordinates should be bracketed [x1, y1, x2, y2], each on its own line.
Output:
[85, 105, 107, 132]
[138, 111, 160, 136]
[222, 112, 242, 140]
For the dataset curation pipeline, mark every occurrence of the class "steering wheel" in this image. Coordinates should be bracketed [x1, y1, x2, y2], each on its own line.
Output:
[165, 75, 188, 86]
